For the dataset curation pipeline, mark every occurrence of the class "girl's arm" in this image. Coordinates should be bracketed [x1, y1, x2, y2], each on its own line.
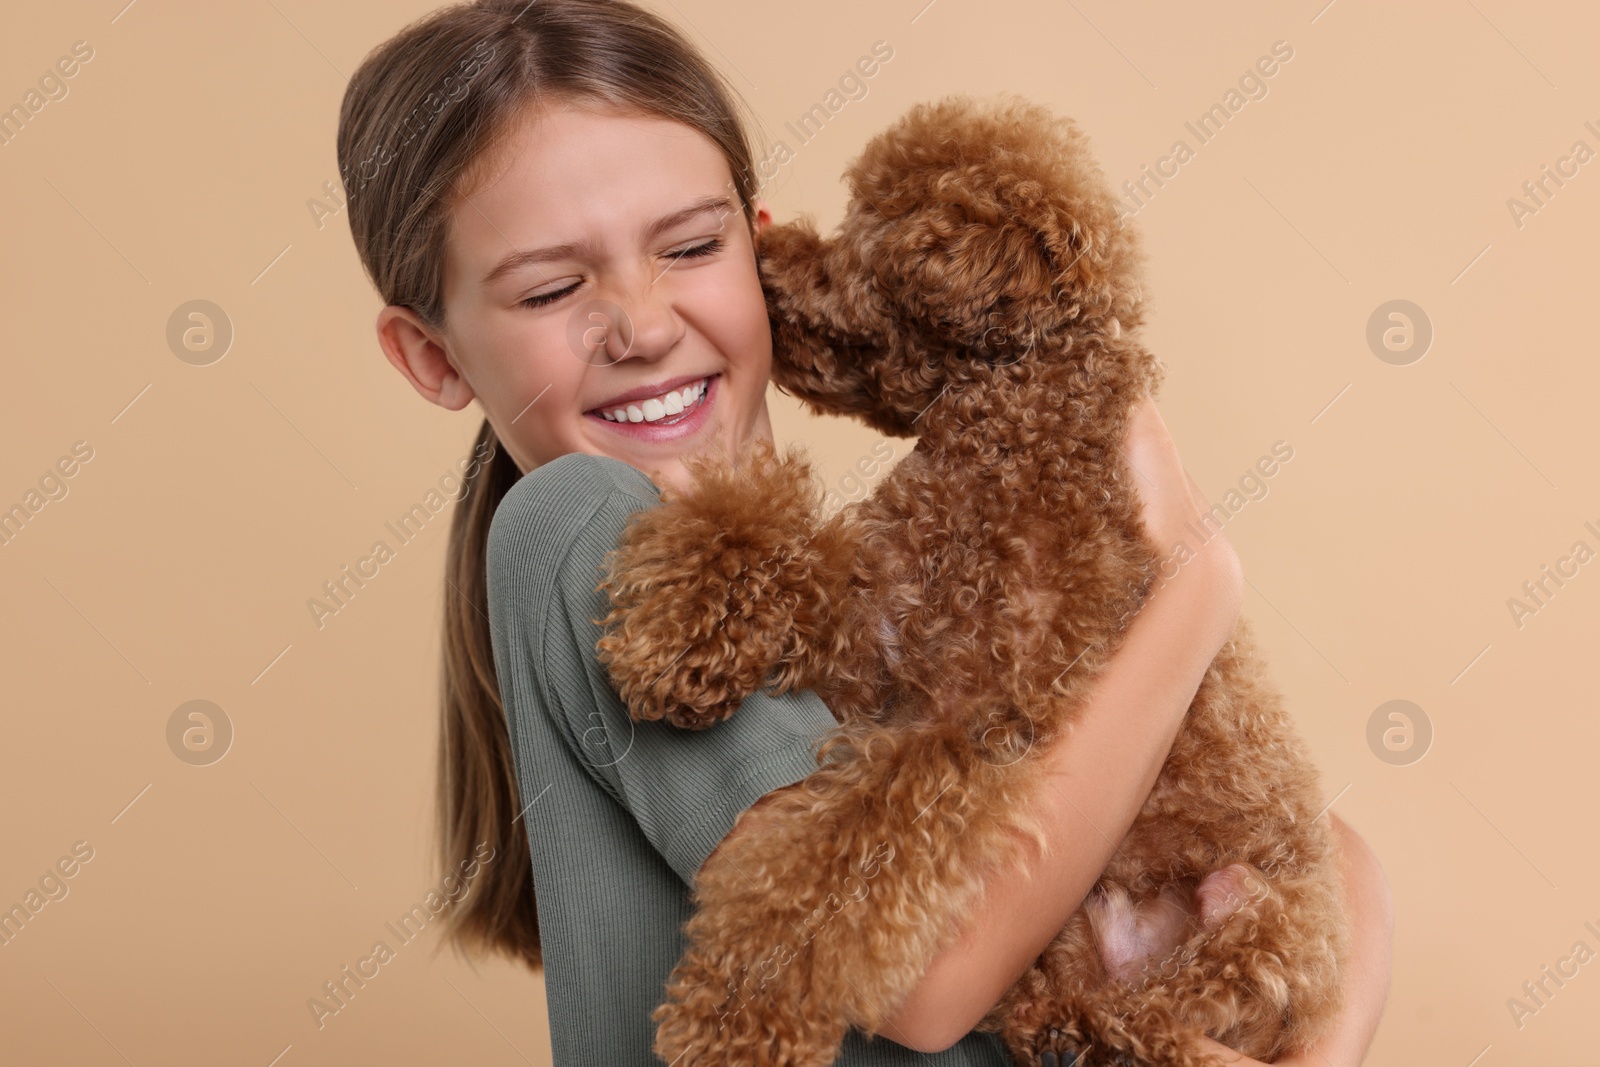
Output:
[878, 396, 1242, 1051]
[1195, 814, 1394, 1067]
[884, 532, 1242, 1051]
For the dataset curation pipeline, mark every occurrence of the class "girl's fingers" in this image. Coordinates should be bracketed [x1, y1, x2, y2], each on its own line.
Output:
[1191, 1035, 1266, 1066]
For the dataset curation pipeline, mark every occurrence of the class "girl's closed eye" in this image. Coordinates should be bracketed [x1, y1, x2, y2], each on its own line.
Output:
[519, 237, 727, 309]
[521, 282, 582, 309]
[670, 235, 724, 260]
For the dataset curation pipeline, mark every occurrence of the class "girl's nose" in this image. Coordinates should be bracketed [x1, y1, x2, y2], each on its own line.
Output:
[578, 273, 684, 368]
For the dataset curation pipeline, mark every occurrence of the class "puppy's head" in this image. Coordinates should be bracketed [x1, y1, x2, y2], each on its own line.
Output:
[758, 93, 1149, 435]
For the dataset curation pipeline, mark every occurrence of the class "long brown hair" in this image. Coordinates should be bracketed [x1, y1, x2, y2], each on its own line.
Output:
[336, 0, 764, 969]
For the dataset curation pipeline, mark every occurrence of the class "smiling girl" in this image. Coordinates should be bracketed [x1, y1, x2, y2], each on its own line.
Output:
[336, 1, 1392, 1063]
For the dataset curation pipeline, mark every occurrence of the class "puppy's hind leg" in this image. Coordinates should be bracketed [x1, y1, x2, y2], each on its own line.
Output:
[653, 717, 1047, 1066]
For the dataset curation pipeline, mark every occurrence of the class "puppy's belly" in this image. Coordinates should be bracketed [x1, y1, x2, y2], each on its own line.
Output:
[1086, 883, 1196, 983]
[1085, 865, 1257, 984]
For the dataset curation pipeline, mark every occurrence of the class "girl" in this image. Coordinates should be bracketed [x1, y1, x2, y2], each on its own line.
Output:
[336, 1, 1393, 1062]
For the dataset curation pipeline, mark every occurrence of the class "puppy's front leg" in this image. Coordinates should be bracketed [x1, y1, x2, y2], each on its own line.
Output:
[597, 438, 837, 729]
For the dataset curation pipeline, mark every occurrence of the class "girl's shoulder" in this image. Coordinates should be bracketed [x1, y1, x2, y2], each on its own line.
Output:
[501, 451, 660, 523]
[488, 453, 660, 569]
[484, 452, 666, 671]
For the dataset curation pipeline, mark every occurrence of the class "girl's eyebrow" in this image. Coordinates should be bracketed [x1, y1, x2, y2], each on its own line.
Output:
[481, 194, 735, 286]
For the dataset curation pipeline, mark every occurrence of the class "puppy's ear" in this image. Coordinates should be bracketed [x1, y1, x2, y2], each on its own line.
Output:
[839, 92, 1147, 357]
[757, 220, 912, 432]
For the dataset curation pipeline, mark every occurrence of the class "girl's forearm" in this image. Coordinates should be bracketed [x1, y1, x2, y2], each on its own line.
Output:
[883, 545, 1243, 1052]
[1287, 815, 1394, 1065]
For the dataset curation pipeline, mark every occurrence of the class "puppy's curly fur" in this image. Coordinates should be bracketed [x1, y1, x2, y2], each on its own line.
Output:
[596, 93, 1348, 1067]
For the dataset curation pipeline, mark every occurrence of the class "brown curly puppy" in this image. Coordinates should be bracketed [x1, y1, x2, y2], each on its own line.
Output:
[596, 92, 1348, 1067]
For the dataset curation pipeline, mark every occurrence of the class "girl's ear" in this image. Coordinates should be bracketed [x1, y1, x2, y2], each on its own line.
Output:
[376, 304, 477, 411]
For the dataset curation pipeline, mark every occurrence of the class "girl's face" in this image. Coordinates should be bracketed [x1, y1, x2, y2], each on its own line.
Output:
[376, 98, 776, 495]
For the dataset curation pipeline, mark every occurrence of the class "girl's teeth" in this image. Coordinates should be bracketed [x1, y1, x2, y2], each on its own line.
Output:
[599, 378, 708, 424]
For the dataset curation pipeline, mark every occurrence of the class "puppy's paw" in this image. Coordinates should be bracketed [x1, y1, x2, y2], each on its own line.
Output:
[1019, 1027, 1086, 1067]
[596, 438, 828, 728]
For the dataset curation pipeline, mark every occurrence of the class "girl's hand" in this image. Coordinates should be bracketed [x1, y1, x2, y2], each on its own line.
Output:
[1193, 1036, 1273, 1065]
[1191, 1034, 1329, 1066]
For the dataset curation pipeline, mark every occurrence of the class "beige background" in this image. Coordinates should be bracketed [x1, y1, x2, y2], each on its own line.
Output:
[2, 0, 1596, 1063]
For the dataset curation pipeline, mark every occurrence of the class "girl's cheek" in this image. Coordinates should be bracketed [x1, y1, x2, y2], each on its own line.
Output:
[735, 294, 774, 368]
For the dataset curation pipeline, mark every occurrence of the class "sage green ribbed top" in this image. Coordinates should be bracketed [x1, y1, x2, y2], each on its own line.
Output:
[484, 450, 1013, 1065]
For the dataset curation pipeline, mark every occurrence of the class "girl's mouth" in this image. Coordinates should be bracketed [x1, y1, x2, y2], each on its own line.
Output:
[585, 374, 719, 441]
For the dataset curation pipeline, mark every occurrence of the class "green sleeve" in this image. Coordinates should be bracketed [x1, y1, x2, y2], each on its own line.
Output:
[498, 451, 842, 886]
